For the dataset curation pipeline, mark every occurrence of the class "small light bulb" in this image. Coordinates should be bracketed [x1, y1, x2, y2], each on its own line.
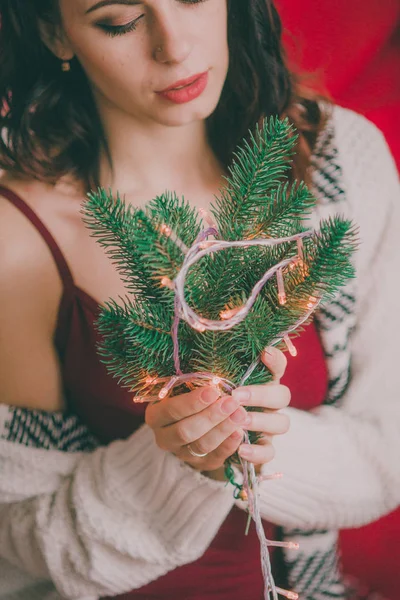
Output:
[158, 388, 168, 399]
[159, 224, 172, 237]
[269, 540, 300, 550]
[276, 268, 287, 305]
[220, 306, 242, 320]
[194, 323, 206, 332]
[284, 335, 297, 357]
[297, 237, 304, 262]
[161, 277, 175, 290]
[133, 395, 145, 404]
[198, 208, 216, 228]
[211, 376, 222, 386]
[258, 472, 283, 482]
[288, 542, 300, 550]
[306, 295, 318, 309]
[278, 293, 287, 306]
[276, 588, 299, 600]
[238, 489, 248, 501]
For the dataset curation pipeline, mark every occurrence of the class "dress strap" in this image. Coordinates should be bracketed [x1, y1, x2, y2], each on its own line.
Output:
[0, 185, 74, 289]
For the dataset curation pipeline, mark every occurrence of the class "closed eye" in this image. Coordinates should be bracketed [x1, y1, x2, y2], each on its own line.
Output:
[97, 15, 144, 37]
[96, 0, 208, 37]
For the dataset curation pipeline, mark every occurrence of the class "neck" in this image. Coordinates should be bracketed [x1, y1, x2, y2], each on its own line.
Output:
[97, 100, 224, 203]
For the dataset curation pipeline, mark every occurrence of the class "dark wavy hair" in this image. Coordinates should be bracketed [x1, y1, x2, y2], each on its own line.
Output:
[0, 0, 327, 192]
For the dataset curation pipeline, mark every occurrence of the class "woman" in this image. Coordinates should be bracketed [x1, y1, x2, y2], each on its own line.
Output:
[0, 1, 399, 599]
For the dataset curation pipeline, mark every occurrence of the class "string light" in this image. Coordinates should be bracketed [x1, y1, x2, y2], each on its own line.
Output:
[284, 335, 298, 357]
[198, 207, 217, 229]
[276, 268, 287, 305]
[159, 223, 172, 237]
[257, 472, 283, 483]
[133, 395, 145, 404]
[145, 221, 320, 599]
[306, 295, 318, 309]
[276, 587, 299, 600]
[158, 222, 189, 254]
[220, 306, 243, 320]
[297, 238, 304, 262]
[161, 276, 175, 290]
[238, 489, 248, 501]
[211, 376, 222, 386]
[199, 240, 216, 250]
[268, 541, 300, 550]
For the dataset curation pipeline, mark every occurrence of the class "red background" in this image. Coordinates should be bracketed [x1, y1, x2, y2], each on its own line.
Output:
[277, 2, 400, 597]
[278, 0, 400, 169]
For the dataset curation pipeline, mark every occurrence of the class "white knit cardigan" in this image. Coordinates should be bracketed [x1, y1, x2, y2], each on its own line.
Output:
[0, 106, 399, 600]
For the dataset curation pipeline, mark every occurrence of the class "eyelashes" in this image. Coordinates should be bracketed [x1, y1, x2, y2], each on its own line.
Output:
[98, 16, 143, 37]
[97, 0, 208, 38]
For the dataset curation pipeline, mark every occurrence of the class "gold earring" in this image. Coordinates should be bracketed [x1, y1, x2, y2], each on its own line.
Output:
[61, 61, 71, 72]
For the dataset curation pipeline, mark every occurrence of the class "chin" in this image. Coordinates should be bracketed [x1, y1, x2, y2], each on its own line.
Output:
[154, 83, 224, 127]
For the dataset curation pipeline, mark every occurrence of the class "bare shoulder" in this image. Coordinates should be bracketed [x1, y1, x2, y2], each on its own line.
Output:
[0, 174, 63, 313]
[0, 174, 66, 410]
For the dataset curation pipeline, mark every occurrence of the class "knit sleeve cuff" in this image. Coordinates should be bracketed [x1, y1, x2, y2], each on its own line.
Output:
[89, 424, 236, 562]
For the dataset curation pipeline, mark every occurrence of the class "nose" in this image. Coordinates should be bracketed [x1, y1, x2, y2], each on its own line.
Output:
[151, 6, 193, 64]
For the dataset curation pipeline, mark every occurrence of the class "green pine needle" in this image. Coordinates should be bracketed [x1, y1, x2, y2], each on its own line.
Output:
[82, 116, 357, 409]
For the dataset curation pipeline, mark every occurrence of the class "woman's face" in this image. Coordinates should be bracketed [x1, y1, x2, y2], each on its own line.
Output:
[57, 0, 230, 127]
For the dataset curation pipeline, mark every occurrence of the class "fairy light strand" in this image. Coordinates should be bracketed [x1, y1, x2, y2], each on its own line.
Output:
[134, 215, 324, 599]
[174, 230, 313, 334]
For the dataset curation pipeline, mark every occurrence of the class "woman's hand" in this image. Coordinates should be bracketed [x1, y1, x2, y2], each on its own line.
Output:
[145, 346, 290, 477]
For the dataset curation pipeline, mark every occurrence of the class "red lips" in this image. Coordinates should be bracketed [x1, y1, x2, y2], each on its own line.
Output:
[157, 71, 208, 93]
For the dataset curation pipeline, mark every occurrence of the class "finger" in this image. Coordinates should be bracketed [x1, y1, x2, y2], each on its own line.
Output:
[175, 429, 244, 472]
[156, 395, 246, 451]
[145, 385, 221, 428]
[238, 438, 276, 465]
[209, 429, 244, 465]
[183, 408, 250, 456]
[232, 383, 291, 410]
[242, 410, 290, 435]
[260, 346, 287, 382]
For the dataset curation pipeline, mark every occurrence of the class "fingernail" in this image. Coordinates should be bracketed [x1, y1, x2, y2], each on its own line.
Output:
[232, 388, 251, 404]
[220, 396, 239, 414]
[238, 445, 253, 459]
[201, 387, 219, 404]
[230, 408, 250, 425]
[263, 346, 275, 357]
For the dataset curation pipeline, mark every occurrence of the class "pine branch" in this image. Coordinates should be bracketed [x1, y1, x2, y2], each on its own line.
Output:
[213, 116, 298, 240]
[82, 189, 163, 301]
[83, 116, 357, 405]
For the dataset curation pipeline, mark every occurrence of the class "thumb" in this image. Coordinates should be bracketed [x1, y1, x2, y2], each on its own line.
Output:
[261, 346, 287, 383]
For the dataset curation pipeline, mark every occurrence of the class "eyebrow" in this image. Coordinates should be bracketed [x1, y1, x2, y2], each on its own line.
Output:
[86, 0, 142, 14]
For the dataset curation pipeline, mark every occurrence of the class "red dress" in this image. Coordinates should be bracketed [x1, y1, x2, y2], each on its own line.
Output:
[1, 185, 329, 599]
